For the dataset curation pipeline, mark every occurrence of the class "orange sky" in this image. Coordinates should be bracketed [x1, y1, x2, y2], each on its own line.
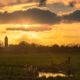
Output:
[0, 0, 80, 46]
[0, 23, 80, 46]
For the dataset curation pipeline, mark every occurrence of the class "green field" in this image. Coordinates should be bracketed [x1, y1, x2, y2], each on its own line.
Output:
[0, 53, 80, 79]
[0, 53, 80, 67]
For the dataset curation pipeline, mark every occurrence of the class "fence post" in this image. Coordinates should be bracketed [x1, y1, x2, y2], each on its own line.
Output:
[68, 57, 70, 64]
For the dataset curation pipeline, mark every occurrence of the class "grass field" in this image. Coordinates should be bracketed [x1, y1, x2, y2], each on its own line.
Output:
[0, 53, 80, 79]
[0, 53, 80, 67]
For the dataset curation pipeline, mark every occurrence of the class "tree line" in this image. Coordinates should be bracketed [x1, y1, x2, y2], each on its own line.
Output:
[0, 41, 80, 54]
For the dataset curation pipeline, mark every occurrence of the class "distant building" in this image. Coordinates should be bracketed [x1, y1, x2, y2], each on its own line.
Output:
[5, 36, 8, 48]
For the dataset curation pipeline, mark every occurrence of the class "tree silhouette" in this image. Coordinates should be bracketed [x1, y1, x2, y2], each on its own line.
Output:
[1, 40, 80, 54]
[0, 41, 3, 53]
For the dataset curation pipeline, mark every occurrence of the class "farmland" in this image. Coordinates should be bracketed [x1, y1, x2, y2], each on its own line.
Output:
[0, 53, 80, 80]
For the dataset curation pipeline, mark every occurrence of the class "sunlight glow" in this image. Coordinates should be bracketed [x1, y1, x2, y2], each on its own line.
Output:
[24, 25, 28, 27]
[31, 33, 37, 37]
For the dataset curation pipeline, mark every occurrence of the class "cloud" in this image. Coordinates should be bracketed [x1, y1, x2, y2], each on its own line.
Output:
[0, 0, 80, 15]
[0, 8, 62, 25]
[8, 0, 21, 6]
[6, 27, 29, 31]
[14, 30, 61, 45]
[8, 0, 34, 6]
[17, 0, 21, 4]
[0, 31, 6, 33]
[39, 0, 47, 6]
[15, 34, 42, 45]
[63, 35, 79, 38]
[69, 1, 76, 7]
[0, 0, 46, 7]
[0, 0, 80, 8]
[0, 4, 5, 7]
[6, 26, 52, 32]
[53, 2, 76, 8]
[46, 2, 78, 16]
[47, 0, 80, 8]
[63, 10, 80, 23]
[0, 7, 80, 25]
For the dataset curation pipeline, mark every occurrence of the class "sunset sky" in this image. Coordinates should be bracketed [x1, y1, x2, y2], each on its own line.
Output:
[0, 0, 80, 46]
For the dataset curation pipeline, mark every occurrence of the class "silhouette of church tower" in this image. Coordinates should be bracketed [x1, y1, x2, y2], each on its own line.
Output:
[5, 36, 8, 48]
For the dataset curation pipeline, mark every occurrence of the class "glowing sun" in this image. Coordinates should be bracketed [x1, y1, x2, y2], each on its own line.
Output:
[24, 25, 28, 27]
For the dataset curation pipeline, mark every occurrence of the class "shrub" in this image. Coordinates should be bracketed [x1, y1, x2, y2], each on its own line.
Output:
[63, 65, 77, 75]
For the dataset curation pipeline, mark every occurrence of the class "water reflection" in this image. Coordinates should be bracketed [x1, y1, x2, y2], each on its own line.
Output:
[39, 72, 66, 78]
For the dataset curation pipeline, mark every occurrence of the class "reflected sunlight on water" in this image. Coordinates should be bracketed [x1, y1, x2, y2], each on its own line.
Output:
[39, 72, 66, 78]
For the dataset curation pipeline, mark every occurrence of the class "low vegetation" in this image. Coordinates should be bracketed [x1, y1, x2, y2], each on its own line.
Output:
[0, 53, 80, 79]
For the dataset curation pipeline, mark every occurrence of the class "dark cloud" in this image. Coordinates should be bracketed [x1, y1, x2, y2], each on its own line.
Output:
[27, 0, 33, 3]
[1, 7, 80, 25]
[63, 10, 80, 23]
[8, 0, 46, 6]
[17, 0, 21, 4]
[39, 0, 47, 6]
[8, 0, 24, 6]
[6, 27, 29, 31]
[69, 1, 76, 7]
[0, 4, 5, 7]
[6, 26, 52, 32]
[8, 3, 16, 6]
[8, 0, 33, 6]
[0, 8, 62, 25]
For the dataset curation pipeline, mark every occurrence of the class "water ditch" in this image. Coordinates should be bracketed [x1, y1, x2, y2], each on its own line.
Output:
[38, 72, 73, 78]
